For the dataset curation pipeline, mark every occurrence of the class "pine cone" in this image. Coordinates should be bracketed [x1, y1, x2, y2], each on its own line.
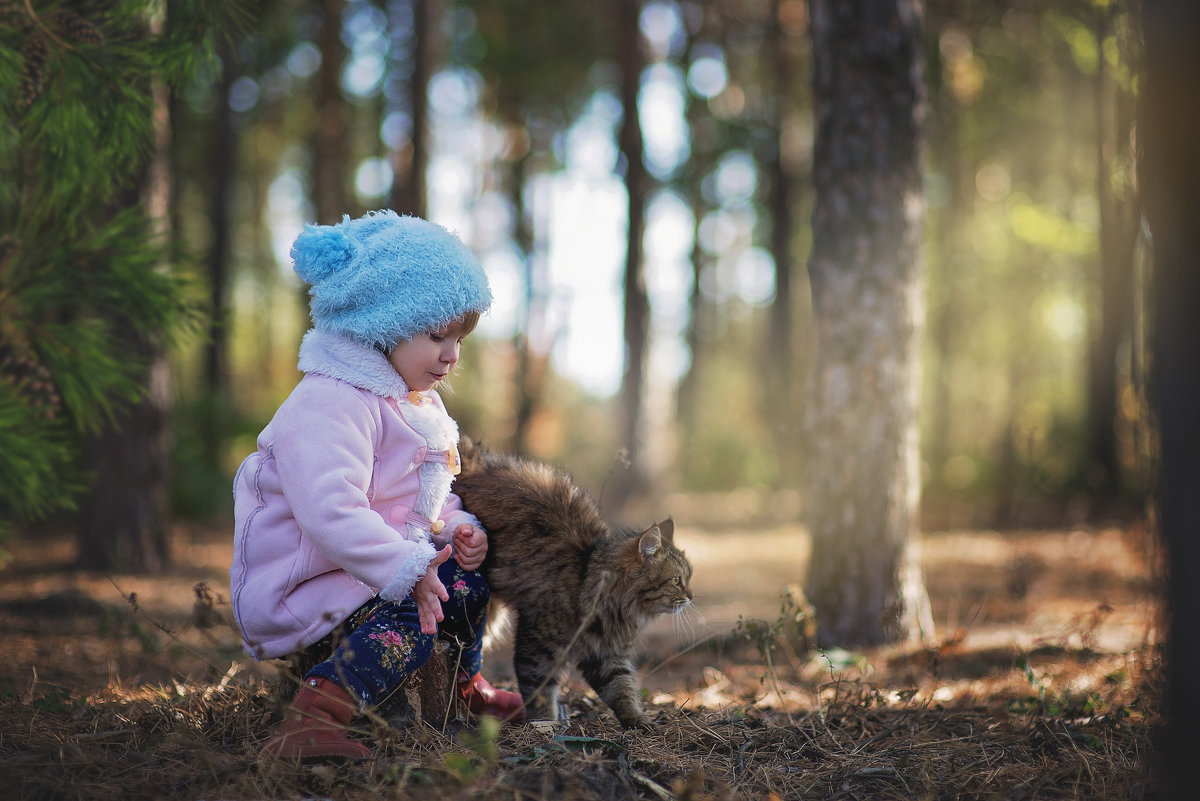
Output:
[0, 2, 32, 33]
[0, 341, 62, 421]
[47, 9, 105, 46]
[18, 33, 48, 112]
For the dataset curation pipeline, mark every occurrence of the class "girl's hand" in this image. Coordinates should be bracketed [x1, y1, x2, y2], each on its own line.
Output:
[414, 545, 452, 635]
[452, 524, 488, 572]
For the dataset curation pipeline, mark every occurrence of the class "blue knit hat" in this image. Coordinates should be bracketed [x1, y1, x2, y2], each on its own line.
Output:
[291, 210, 492, 349]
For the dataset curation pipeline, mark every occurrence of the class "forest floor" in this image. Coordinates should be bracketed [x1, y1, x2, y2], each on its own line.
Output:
[0, 511, 1163, 800]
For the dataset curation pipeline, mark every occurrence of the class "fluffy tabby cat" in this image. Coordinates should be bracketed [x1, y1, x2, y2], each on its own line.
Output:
[453, 438, 693, 729]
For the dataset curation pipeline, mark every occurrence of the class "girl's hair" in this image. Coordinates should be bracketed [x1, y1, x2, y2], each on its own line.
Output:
[456, 310, 482, 337]
[381, 310, 482, 355]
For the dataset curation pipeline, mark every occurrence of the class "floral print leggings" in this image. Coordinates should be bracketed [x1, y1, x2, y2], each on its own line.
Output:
[300, 559, 490, 706]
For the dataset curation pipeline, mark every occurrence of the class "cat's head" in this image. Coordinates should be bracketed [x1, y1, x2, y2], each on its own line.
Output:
[624, 518, 693, 616]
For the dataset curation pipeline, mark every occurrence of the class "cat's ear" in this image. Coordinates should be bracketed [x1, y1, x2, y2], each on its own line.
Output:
[638, 526, 663, 561]
[657, 518, 675, 543]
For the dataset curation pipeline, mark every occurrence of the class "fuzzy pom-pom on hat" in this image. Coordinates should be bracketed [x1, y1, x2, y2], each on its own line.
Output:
[291, 210, 492, 349]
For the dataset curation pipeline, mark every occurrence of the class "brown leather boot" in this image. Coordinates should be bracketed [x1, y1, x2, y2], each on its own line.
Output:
[261, 677, 372, 760]
[458, 672, 526, 723]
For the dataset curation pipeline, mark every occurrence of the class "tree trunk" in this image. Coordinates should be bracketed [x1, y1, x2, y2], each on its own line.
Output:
[313, 0, 349, 223]
[764, 0, 797, 488]
[993, 243, 1037, 528]
[676, 25, 717, 436]
[388, 0, 429, 219]
[611, 0, 650, 512]
[1084, 3, 1139, 512]
[78, 78, 174, 572]
[804, 0, 933, 648]
[77, 347, 173, 572]
[508, 149, 546, 456]
[924, 32, 971, 501]
[200, 42, 237, 476]
[1139, 1, 1200, 795]
[676, 190, 709, 432]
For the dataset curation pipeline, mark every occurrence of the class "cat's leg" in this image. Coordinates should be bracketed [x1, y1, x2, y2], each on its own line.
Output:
[512, 615, 562, 721]
[577, 652, 650, 729]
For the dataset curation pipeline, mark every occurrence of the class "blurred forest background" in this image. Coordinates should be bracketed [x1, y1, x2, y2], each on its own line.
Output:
[197, 0, 1148, 524]
[2, 1, 1147, 601]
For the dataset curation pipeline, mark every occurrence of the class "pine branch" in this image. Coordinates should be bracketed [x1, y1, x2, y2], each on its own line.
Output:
[0, 0, 245, 536]
[21, 0, 74, 52]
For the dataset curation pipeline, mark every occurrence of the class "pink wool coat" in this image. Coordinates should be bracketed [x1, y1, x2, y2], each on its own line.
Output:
[230, 330, 480, 660]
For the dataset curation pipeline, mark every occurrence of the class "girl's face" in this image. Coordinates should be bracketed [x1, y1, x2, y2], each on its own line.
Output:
[388, 319, 470, 392]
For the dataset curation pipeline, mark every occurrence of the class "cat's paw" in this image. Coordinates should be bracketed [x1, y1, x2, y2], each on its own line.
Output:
[617, 714, 653, 730]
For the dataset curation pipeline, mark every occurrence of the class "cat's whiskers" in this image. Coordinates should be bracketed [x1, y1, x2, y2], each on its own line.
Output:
[671, 600, 704, 645]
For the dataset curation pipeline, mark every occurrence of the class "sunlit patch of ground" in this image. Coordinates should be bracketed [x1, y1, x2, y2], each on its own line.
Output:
[625, 520, 1160, 747]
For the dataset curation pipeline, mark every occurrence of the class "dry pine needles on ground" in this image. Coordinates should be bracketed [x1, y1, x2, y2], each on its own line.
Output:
[0, 655, 1157, 801]
[0, 523, 1162, 800]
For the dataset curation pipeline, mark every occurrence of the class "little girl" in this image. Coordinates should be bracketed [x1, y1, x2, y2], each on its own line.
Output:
[230, 210, 523, 761]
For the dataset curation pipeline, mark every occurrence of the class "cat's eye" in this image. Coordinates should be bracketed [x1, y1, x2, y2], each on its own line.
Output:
[671, 576, 682, 587]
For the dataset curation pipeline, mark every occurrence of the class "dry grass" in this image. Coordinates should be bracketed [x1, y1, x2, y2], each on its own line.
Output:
[0, 518, 1162, 800]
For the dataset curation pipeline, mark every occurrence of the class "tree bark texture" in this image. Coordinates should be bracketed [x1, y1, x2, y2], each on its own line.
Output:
[77, 350, 172, 572]
[804, 0, 933, 648]
[1139, 1, 1200, 794]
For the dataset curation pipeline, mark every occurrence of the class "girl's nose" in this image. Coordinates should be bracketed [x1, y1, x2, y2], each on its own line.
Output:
[441, 342, 460, 364]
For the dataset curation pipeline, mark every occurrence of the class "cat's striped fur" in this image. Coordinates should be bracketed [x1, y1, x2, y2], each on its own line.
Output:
[454, 438, 693, 728]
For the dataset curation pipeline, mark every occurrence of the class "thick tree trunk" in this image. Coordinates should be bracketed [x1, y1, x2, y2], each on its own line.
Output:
[77, 349, 172, 572]
[77, 79, 174, 572]
[804, 0, 933, 648]
[1139, 1, 1200, 795]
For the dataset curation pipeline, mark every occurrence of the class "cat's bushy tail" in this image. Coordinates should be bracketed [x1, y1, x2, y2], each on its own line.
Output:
[458, 434, 483, 474]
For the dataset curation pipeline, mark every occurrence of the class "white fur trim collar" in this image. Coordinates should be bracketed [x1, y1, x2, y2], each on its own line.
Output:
[297, 329, 409, 399]
[299, 328, 460, 545]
